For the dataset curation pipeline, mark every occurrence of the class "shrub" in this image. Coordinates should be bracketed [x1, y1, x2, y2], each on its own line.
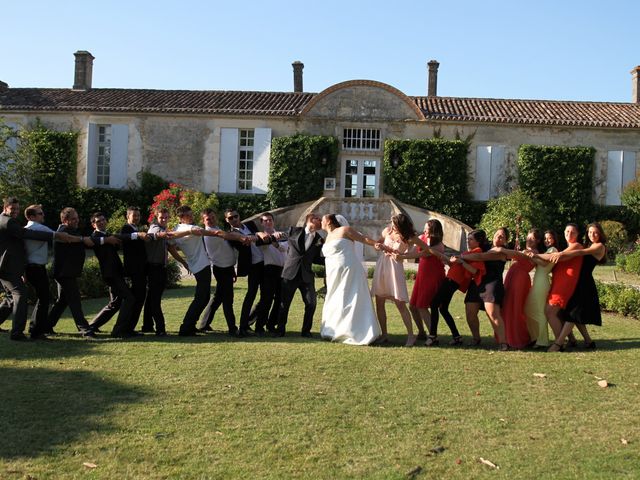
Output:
[599, 220, 628, 260]
[384, 139, 470, 219]
[518, 145, 595, 232]
[73, 188, 129, 233]
[621, 179, 640, 217]
[216, 193, 271, 221]
[478, 189, 550, 249]
[616, 242, 640, 275]
[166, 260, 182, 289]
[267, 134, 338, 208]
[596, 281, 640, 319]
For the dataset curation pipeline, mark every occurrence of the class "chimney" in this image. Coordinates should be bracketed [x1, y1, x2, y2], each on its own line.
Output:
[292, 61, 304, 93]
[0, 81, 8, 93]
[427, 60, 439, 96]
[73, 50, 94, 91]
[632, 66, 640, 104]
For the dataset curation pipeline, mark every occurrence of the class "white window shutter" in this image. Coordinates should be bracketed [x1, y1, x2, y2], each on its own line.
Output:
[489, 145, 505, 197]
[87, 123, 98, 187]
[219, 128, 239, 193]
[606, 151, 623, 205]
[474, 146, 492, 201]
[252, 128, 272, 194]
[622, 151, 637, 191]
[110, 124, 129, 188]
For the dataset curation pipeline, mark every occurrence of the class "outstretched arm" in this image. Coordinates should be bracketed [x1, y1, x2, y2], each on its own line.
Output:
[549, 243, 606, 263]
[461, 247, 507, 262]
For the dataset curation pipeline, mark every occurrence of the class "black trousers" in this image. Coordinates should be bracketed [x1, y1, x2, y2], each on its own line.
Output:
[250, 264, 283, 331]
[180, 266, 211, 334]
[24, 264, 50, 336]
[199, 265, 236, 332]
[127, 270, 148, 331]
[142, 264, 166, 333]
[0, 274, 28, 339]
[431, 279, 461, 337]
[239, 261, 264, 331]
[89, 275, 136, 336]
[278, 271, 317, 334]
[48, 277, 91, 332]
[0, 284, 12, 326]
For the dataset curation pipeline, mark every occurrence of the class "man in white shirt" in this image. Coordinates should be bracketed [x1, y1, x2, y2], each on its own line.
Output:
[170, 205, 233, 336]
[197, 208, 247, 335]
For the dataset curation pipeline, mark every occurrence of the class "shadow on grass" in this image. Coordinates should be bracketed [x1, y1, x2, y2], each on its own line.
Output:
[0, 366, 150, 459]
[0, 334, 104, 361]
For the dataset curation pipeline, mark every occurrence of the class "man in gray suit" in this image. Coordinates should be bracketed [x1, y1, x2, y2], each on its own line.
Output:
[0, 197, 75, 340]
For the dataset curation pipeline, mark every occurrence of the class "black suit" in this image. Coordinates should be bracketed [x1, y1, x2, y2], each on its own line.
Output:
[48, 224, 93, 333]
[0, 212, 55, 339]
[230, 221, 273, 334]
[88, 230, 136, 337]
[277, 227, 324, 335]
[121, 224, 148, 331]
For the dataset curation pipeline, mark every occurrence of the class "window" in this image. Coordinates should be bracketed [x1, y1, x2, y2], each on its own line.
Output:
[87, 123, 128, 188]
[606, 150, 637, 205]
[96, 125, 111, 186]
[238, 129, 254, 191]
[474, 145, 505, 201]
[343, 128, 381, 151]
[219, 128, 271, 194]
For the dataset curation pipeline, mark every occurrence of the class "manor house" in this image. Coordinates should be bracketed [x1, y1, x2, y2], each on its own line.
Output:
[1, 51, 639, 207]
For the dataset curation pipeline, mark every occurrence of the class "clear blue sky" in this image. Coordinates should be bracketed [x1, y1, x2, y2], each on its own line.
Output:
[3, 0, 638, 102]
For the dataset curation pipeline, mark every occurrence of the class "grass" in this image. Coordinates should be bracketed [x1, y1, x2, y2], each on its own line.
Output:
[1, 277, 639, 479]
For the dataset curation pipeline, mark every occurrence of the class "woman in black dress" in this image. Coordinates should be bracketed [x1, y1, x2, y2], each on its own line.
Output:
[547, 222, 607, 352]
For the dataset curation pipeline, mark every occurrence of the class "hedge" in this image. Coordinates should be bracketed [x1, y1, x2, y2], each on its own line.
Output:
[383, 139, 470, 219]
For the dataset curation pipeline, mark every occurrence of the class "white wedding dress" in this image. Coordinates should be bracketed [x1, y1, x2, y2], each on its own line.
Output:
[320, 238, 381, 345]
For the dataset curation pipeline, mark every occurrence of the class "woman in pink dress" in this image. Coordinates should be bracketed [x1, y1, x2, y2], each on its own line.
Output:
[371, 214, 429, 347]
[408, 219, 446, 339]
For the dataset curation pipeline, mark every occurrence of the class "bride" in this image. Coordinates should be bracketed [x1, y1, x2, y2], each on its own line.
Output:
[320, 214, 383, 345]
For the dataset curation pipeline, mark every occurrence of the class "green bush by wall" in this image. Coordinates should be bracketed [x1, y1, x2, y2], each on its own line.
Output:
[383, 139, 470, 219]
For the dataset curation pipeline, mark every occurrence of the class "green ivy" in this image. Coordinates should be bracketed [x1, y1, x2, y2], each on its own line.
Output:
[383, 139, 470, 218]
[518, 145, 595, 232]
[267, 134, 338, 208]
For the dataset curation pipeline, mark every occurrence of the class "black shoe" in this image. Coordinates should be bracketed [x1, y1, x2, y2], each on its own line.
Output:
[31, 333, 50, 341]
[255, 328, 266, 337]
[140, 327, 155, 333]
[227, 327, 238, 337]
[178, 330, 199, 337]
[155, 331, 168, 337]
[10, 333, 29, 341]
[196, 325, 213, 333]
[91, 327, 103, 333]
[127, 331, 144, 337]
[45, 328, 56, 335]
[237, 328, 249, 338]
[301, 331, 313, 338]
[81, 329, 96, 338]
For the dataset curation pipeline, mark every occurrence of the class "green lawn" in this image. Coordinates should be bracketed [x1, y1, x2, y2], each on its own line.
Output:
[1, 277, 639, 479]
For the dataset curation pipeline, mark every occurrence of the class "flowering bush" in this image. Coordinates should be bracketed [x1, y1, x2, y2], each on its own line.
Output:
[148, 183, 219, 227]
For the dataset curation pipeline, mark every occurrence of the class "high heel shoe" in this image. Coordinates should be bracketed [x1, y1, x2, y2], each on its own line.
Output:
[405, 335, 417, 347]
[547, 342, 565, 352]
[425, 335, 439, 347]
[449, 335, 463, 346]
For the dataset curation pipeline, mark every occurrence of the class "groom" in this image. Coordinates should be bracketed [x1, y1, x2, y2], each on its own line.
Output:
[276, 213, 324, 337]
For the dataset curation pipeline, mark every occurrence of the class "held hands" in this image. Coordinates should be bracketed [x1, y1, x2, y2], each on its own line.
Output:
[83, 237, 94, 247]
[450, 255, 463, 264]
[104, 236, 121, 246]
[549, 252, 563, 263]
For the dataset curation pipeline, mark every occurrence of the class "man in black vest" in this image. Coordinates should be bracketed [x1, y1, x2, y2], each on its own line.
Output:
[121, 206, 148, 333]
[276, 213, 325, 337]
[0, 197, 76, 340]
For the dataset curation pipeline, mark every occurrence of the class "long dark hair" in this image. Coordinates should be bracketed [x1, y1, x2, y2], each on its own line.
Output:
[425, 219, 443, 247]
[544, 229, 558, 251]
[469, 229, 490, 252]
[586, 222, 608, 265]
[391, 214, 416, 243]
[324, 214, 341, 230]
[528, 228, 545, 253]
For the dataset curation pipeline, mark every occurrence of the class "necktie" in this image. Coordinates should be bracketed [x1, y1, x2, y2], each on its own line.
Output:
[305, 232, 315, 251]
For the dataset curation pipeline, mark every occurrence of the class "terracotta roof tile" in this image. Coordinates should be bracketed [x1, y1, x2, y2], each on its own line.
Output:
[412, 96, 640, 128]
[0, 88, 314, 116]
[2, 87, 640, 128]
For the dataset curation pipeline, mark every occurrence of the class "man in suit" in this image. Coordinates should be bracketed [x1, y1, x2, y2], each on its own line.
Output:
[224, 208, 276, 337]
[0, 196, 75, 340]
[121, 206, 148, 333]
[276, 213, 325, 337]
[88, 211, 148, 338]
[48, 207, 105, 337]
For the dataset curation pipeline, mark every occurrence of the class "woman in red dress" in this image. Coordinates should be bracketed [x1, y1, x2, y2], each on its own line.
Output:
[408, 219, 446, 339]
[500, 229, 544, 349]
[542, 224, 583, 340]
